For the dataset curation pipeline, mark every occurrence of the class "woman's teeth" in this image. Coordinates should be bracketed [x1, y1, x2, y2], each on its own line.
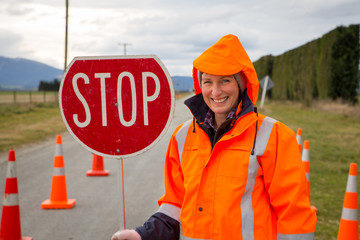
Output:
[213, 97, 227, 103]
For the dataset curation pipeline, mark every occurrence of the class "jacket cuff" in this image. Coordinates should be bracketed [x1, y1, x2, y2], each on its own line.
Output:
[135, 212, 180, 240]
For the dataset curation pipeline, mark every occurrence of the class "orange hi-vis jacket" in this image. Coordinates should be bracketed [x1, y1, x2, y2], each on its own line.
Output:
[135, 35, 317, 240]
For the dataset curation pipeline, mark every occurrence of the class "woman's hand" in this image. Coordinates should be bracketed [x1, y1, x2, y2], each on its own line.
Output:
[111, 229, 141, 240]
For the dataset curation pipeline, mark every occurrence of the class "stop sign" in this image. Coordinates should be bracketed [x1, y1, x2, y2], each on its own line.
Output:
[59, 55, 175, 158]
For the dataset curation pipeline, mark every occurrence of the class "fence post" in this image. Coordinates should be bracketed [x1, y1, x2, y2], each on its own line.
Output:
[13, 91, 16, 103]
[43, 91, 46, 103]
[29, 91, 32, 103]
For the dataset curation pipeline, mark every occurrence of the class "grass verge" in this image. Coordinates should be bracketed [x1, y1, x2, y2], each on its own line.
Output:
[0, 102, 66, 154]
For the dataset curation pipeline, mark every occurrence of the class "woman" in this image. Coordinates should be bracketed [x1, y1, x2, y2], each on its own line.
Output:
[112, 34, 317, 240]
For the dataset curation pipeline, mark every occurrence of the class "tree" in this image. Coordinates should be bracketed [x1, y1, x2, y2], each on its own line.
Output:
[330, 25, 359, 103]
[38, 79, 60, 91]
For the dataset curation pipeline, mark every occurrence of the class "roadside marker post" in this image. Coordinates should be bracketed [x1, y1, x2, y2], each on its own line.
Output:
[259, 75, 274, 109]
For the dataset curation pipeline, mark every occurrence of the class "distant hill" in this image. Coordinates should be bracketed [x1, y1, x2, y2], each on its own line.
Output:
[0, 56, 64, 90]
[0, 56, 194, 92]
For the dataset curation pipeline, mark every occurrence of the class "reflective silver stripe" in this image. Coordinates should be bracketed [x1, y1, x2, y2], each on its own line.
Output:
[254, 117, 277, 156]
[3, 193, 19, 206]
[55, 143, 63, 156]
[175, 119, 192, 162]
[157, 203, 181, 222]
[241, 117, 276, 240]
[296, 135, 301, 145]
[181, 235, 211, 240]
[277, 232, 314, 240]
[241, 154, 257, 240]
[346, 175, 357, 193]
[6, 161, 17, 178]
[301, 150, 309, 162]
[53, 167, 65, 176]
[341, 207, 358, 221]
[306, 173, 310, 181]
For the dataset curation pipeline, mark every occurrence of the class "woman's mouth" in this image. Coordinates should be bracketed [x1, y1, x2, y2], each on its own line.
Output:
[212, 97, 228, 103]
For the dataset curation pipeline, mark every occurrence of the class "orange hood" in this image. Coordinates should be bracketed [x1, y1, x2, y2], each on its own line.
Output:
[192, 34, 259, 105]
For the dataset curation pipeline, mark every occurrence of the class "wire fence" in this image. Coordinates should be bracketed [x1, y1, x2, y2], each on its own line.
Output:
[0, 91, 58, 104]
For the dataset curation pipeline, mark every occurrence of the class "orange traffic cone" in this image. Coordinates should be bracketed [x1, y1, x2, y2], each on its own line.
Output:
[301, 140, 311, 196]
[0, 150, 32, 240]
[301, 140, 317, 213]
[296, 128, 302, 153]
[41, 135, 76, 209]
[337, 163, 358, 240]
[86, 154, 109, 176]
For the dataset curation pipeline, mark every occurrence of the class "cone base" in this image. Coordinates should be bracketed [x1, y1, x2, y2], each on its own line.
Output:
[41, 198, 76, 209]
[86, 170, 110, 176]
[0, 235, 33, 240]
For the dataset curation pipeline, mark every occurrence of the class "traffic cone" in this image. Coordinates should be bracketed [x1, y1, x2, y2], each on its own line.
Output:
[0, 150, 32, 240]
[86, 154, 109, 176]
[296, 128, 302, 153]
[301, 140, 311, 196]
[301, 140, 317, 213]
[337, 163, 358, 240]
[41, 135, 76, 209]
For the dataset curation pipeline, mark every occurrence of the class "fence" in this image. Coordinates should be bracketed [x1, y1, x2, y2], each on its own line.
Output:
[0, 91, 58, 104]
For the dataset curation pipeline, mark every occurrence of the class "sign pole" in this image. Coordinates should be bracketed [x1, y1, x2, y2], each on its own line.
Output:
[118, 157, 126, 230]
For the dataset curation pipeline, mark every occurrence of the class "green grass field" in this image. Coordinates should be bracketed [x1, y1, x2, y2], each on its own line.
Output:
[0, 102, 66, 153]
[0, 98, 359, 239]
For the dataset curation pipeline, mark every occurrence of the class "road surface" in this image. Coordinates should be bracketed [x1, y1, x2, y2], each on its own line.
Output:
[0, 97, 192, 239]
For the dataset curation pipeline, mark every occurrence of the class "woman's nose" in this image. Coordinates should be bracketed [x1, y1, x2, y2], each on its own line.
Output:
[212, 83, 222, 96]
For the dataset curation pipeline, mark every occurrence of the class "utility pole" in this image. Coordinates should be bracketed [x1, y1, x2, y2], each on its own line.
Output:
[358, 24, 360, 93]
[118, 43, 131, 55]
[64, 0, 69, 72]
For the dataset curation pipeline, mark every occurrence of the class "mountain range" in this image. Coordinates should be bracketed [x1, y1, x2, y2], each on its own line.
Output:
[0, 56, 194, 92]
[0, 56, 64, 90]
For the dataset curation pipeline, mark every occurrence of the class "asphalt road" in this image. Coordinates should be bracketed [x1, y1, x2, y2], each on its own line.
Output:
[0, 97, 192, 240]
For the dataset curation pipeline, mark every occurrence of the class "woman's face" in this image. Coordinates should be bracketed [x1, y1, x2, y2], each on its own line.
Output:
[201, 73, 239, 119]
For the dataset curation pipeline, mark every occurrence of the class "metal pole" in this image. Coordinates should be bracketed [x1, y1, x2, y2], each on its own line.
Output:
[118, 157, 126, 230]
[64, 0, 69, 72]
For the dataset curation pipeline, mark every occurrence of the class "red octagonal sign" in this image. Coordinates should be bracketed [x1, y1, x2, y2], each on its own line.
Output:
[59, 55, 175, 158]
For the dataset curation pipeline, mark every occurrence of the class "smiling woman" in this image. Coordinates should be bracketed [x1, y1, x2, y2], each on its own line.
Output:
[200, 73, 239, 128]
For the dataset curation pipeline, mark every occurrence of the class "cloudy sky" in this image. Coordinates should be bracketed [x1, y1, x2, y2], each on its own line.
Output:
[0, 0, 359, 76]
